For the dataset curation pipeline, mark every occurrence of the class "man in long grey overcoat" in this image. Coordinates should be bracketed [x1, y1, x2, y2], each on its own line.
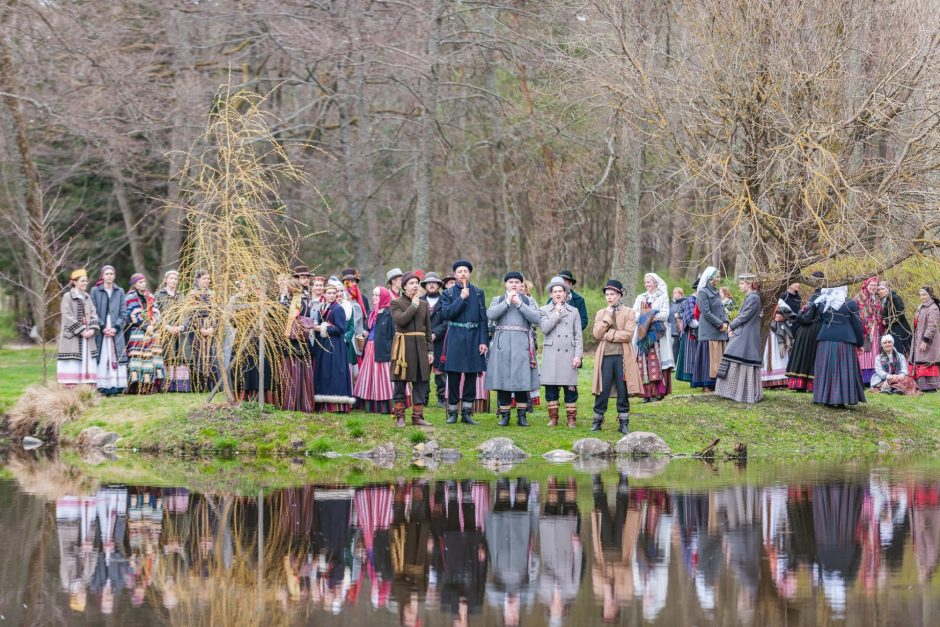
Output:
[486, 271, 542, 426]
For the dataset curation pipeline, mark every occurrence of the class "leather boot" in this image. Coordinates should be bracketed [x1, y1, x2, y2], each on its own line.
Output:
[516, 405, 529, 427]
[565, 403, 577, 428]
[618, 413, 630, 435]
[590, 414, 604, 431]
[446, 405, 458, 424]
[460, 404, 478, 425]
[411, 404, 432, 427]
[546, 402, 560, 427]
[393, 402, 407, 428]
[497, 406, 512, 427]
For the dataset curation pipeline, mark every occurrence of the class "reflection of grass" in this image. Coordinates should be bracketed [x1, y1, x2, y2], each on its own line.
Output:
[7, 343, 940, 459]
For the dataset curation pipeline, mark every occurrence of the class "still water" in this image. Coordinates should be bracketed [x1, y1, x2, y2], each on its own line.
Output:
[2, 455, 940, 626]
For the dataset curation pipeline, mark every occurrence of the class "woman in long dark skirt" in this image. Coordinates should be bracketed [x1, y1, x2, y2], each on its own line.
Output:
[812, 286, 866, 407]
[786, 278, 824, 392]
[184, 270, 221, 392]
[878, 281, 914, 359]
[675, 279, 699, 383]
[279, 277, 316, 412]
[314, 283, 355, 413]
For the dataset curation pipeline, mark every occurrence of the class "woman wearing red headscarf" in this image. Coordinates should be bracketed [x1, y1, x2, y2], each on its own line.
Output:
[353, 287, 396, 414]
[855, 276, 884, 385]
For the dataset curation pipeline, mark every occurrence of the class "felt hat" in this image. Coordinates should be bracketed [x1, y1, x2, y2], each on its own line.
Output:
[386, 267, 404, 284]
[421, 272, 444, 287]
[452, 259, 473, 273]
[401, 272, 420, 289]
[545, 276, 570, 294]
[603, 279, 624, 295]
[503, 271, 524, 282]
[442, 273, 457, 285]
[292, 264, 311, 277]
[558, 270, 577, 285]
[341, 268, 360, 282]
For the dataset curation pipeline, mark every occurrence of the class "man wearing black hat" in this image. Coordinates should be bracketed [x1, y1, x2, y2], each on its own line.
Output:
[421, 272, 448, 406]
[547, 270, 588, 331]
[439, 260, 488, 425]
[486, 271, 542, 427]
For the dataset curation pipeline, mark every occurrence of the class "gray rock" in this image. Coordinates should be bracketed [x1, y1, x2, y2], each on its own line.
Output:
[76, 427, 105, 448]
[323, 451, 344, 459]
[478, 437, 528, 462]
[572, 438, 613, 458]
[440, 448, 462, 462]
[413, 440, 442, 459]
[615, 432, 671, 458]
[616, 457, 670, 478]
[22, 436, 43, 450]
[542, 449, 577, 462]
[75, 427, 120, 450]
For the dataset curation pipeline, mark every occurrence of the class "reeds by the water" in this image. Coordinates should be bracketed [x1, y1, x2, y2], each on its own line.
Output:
[5, 383, 98, 438]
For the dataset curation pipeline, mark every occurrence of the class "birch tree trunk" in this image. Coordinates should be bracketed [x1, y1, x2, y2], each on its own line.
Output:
[412, 0, 442, 270]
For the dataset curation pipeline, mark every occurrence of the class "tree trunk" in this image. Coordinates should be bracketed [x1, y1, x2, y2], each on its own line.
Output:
[611, 117, 643, 302]
[109, 159, 147, 274]
[412, 0, 442, 270]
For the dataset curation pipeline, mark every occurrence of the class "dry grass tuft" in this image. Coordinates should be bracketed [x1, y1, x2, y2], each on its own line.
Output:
[5, 383, 99, 438]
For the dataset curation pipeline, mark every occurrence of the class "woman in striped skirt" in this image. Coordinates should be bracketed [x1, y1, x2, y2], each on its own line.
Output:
[353, 287, 396, 414]
[715, 275, 763, 403]
[813, 286, 866, 407]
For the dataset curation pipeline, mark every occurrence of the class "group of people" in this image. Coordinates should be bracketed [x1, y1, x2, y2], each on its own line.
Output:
[56, 260, 940, 425]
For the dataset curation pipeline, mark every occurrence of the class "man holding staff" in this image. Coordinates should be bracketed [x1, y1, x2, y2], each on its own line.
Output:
[439, 260, 488, 425]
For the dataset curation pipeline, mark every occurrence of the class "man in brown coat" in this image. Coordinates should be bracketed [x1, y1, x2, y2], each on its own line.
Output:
[591, 279, 643, 434]
[390, 272, 435, 427]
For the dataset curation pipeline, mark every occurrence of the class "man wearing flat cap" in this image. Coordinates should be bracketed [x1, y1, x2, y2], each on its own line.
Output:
[421, 272, 448, 406]
[486, 271, 542, 427]
[439, 259, 488, 425]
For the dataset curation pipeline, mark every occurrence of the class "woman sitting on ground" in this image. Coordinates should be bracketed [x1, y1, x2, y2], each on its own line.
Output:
[870, 334, 922, 395]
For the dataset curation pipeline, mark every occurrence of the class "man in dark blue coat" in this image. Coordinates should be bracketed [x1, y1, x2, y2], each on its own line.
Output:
[421, 272, 448, 407]
[440, 260, 488, 424]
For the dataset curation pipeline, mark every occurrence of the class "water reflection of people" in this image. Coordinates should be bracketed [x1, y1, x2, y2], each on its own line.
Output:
[676, 492, 722, 615]
[813, 484, 864, 618]
[539, 477, 582, 626]
[714, 486, 761, 624]
[911, 482, 940, 583]
[591, 473, 638, 623]
[486, 478, 539, 626]
[392, 480, 432, 612]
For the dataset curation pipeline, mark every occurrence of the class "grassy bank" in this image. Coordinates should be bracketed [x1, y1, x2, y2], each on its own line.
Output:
[4, 347, 940, 458]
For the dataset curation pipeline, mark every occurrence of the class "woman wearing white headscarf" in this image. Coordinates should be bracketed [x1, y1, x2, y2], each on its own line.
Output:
[632, 272, 673, 400]
[812, 286, 866, 407]
[691, 266, 729, 392]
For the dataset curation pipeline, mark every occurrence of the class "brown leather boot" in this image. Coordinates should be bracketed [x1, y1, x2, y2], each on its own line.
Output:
[393, 402, 406, 428]
[411, 404, 432, 427]
[547, 401, 560, 427]
[565, 403, 577, 428]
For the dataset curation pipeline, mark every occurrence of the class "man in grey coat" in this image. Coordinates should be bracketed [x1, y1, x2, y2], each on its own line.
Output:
[486, 271, 542, 426]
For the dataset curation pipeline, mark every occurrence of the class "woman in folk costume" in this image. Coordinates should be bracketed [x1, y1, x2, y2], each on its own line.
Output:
[786, 272, 825, 391]
[870, 334, 922, 395]
[154, 270, 190, 393]
[910, 286, 940, 392]
[715, 275, 764, 403]
[335, 277, 365, 386]
[314, 282, 355, 412]
[691, 266, 728, 392]
[674, 277, 699, 383]
[877, 281, 914, 358]
[761, 301, 793, 388]
[89, 265, 127, 395]
[57, 268, 100, 387]
[183, 270, 220, 393]
[279, 278, 315, 413]
[631, 272, 673, 401]
[854, 276, 884, 385]
[353, 286, 396, 414]
[812, 286, 866, 407]
[125, 273, 165, 393]
[539, 276, 583, 427]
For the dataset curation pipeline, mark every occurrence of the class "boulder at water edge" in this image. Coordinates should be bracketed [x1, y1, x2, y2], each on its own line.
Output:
[478, 437, 527, 462]
[572, 438, 613, 458]
[615, 432, 671, 457]
[75, 427, 120, 451]
[542, 449, 577, 462]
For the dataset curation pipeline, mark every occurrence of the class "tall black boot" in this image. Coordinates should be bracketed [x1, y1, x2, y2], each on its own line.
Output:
[460, 403, 478, 425]
[516, 405, 529, 427]
[446, 405, 458, 424]
[496, 407, 511, 427]
[590, 414, 604, 431]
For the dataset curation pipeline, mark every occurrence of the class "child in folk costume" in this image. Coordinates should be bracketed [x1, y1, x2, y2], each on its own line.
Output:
[125, 273, 165, 393]
[57, 268, 100, 387]
[313, 283, 355, 412]
[421, 272, 448, 407]
[90, 265, 128, 395]
[762, 300, 794, 388]
[870, 334, 922, 395]
[353, 287, 396, 414]
[390, 272, 435, 427]
[855, 276, 884, 385]
[154, 270, 190, 392]
[486, 271, 542, 427]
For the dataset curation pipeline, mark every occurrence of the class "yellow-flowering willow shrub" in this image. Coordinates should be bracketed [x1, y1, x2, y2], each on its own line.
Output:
[160, 85, 308, 404]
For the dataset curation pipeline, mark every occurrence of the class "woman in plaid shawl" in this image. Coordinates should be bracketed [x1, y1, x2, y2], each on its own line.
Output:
[125, 273, 165, 393]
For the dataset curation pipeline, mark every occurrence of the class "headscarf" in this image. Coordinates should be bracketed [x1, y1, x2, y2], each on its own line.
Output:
[346, 281, 367, 317]
[700, 266, 719, 287]
[817, 286, 848, 313]
[95, 264, 115, 287]
[855, 276, 883, 335]
[129, 273, 146, 290]
[368, 287, 393, 329]
[158, 269, 179, 292]
[922, 286, 940, 308]
[878, 334, 901, 374]
[644, 272, 668, 301]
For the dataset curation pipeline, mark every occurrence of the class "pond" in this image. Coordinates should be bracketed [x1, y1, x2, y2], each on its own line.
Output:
[1, 454, 940, 626]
